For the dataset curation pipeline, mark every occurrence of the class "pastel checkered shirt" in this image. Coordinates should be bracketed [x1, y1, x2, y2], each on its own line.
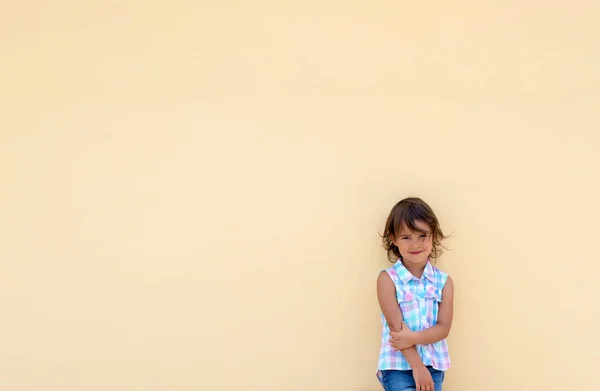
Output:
[377, 260, 451, 372]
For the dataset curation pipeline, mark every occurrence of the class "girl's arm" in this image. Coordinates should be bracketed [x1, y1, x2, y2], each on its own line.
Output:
[390, 277, 454, 349]
[413, 276, 454, 344]
[376, 271, 426, 369]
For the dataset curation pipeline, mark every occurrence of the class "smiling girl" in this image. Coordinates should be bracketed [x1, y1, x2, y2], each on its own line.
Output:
[376, 197, 454, 391]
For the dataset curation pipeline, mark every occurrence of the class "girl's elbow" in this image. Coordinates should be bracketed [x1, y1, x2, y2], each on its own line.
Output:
[442, 324, 452, 338]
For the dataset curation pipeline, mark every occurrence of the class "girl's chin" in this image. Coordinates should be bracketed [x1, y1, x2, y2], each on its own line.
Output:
[403, 256, 429, 264]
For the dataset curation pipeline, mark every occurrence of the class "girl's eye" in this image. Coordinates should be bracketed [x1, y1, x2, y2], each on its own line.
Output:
[420, 234, 427, 238]
[401, 237, 409, 240]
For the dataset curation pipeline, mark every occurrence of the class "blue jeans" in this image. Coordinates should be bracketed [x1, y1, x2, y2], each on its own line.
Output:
[379, 367, 445, 391]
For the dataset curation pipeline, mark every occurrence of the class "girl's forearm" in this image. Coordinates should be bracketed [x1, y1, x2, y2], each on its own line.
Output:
[414, 324, 451, 345]
[400, 346, 426, 369]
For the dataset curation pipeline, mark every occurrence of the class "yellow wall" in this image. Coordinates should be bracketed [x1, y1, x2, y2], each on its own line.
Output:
[2, 1, 599, 390]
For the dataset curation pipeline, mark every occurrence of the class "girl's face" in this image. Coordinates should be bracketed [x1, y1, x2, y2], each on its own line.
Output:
[393, 220, 433, 266]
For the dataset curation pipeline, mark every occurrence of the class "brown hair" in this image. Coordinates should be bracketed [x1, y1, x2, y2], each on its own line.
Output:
[380, 197, 447, 262]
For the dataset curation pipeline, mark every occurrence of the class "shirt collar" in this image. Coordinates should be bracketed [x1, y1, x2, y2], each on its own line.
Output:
[394, 259, 435, 284]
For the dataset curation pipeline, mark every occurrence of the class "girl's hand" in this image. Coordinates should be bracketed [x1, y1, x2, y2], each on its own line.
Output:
[389, 322, 417, 350]
[412, 365, 434, 391]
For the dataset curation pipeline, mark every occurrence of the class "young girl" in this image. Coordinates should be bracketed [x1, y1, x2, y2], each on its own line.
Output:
[376, 197, 454, 391]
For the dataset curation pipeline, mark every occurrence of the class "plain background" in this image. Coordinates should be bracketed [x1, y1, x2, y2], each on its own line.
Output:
[1, 1, 599, 390]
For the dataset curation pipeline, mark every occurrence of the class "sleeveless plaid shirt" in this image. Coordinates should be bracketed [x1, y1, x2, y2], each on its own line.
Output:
[377, 260, 451, 372]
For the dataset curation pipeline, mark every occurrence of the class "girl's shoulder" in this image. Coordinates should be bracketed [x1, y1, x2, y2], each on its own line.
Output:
[429, 262, 450, 286]
[380, 264, 400, 281]
[429, 262, 447, 275]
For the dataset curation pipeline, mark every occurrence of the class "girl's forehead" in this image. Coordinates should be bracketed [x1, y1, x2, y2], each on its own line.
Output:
[399, 220, 430, 234]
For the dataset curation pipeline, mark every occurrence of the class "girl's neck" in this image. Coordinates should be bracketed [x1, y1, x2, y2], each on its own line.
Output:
[402, 260, 427, 279]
